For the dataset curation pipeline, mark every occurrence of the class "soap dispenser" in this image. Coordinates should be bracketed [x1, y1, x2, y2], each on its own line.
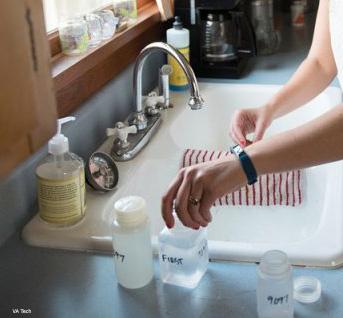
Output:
[166, 16, 190, 91]
[36, 117, 86, 226]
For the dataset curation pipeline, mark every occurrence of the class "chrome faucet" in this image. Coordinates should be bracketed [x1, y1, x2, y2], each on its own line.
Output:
[104, 42, 204, 162]
[129, 42, 204, 130]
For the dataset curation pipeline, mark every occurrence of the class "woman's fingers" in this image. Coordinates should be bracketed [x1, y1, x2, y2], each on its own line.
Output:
[254, 118, 268, 142]
[188, 181, 208, 227]
[230, 111, 250, 146]
[163, 159, 237, 229]
[198, 192, 214, 223]
[175, 173, 200, 229]
[231, 107, 272, 145]
[231, 119, 246, 146]
[161, 170, 185, 228]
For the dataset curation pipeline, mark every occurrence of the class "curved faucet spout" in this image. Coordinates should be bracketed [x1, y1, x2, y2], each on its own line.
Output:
[133, 42, 204, 115]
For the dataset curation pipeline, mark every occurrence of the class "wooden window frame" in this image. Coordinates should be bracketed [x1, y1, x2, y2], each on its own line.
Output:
[48, 0, 165, 116]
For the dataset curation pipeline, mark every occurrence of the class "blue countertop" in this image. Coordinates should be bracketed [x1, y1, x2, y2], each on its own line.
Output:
[1, 13, 342, 318]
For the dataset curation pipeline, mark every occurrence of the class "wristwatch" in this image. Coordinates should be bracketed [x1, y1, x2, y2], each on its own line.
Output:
[230, 144, 257, 185]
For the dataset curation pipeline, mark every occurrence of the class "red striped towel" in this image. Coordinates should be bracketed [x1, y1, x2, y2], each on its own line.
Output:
[182, 149, 303, 207]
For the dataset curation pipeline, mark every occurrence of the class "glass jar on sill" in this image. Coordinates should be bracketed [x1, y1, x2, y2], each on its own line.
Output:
[59, 17, 89, 56]
[84, 13, 103, 48]
[95, 9, 119, 40]
[113, 0, 138, 28]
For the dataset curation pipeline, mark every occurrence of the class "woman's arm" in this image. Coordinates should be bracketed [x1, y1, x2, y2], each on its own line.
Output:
[247, 103, 343, 174]
[162, 104, 343, 229]
[230, 0, 337, 145]
[267, 0, 337, 118]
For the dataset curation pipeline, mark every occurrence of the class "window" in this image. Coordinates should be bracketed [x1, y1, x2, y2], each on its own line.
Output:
[43, 0, 112, 32]
[45, 0, 163, 116]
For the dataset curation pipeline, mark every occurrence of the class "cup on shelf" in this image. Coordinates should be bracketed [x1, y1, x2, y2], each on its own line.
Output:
[58, 17, 89, 56]
[113, 0, 138, 28]
[95, 10, 119, 40]
[84, 13, 103, 48]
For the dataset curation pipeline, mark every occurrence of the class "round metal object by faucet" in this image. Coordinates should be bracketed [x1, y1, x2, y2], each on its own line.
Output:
[86, 152, 119, 192]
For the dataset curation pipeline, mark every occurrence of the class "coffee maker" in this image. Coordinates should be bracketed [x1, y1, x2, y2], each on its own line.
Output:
[174, 0, 256, 78]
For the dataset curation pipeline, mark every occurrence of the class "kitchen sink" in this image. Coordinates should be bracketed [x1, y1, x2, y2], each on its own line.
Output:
[23, 83, 343, 267]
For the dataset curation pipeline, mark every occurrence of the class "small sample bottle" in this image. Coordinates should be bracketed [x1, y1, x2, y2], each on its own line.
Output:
[158, 214, 208, 289]
[257, 250, 294, 318]
[36, 117, 86, 226]
[112, 196, 154, 289]
[166, 17, 190, 91]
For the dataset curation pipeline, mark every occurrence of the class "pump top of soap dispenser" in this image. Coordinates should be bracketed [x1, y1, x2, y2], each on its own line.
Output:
[173, 16, 183, 30]
[48, 116, 75, 155]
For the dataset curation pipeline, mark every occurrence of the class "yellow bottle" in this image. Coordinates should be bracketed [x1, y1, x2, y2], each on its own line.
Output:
[167, 16, 190, 91]
[36, 117, 86, 226]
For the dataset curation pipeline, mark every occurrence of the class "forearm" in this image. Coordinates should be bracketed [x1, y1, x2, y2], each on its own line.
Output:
[265, 0, 336, 119]
[266, 57, 336, 119]
[246, 104, 343, 175]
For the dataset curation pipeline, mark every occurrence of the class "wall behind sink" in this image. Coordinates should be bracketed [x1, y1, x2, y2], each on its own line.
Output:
[0, 54, 164, 246]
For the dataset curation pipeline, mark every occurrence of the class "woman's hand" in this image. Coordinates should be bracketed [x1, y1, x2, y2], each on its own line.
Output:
[161, 156, 246, 229]
[230, 105, 274, 147]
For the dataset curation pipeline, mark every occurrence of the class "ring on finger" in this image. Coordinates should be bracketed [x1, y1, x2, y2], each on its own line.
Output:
[189, 195, 201, 206]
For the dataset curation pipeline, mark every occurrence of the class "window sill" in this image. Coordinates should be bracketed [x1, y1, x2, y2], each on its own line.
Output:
[52, 2, 164, 116]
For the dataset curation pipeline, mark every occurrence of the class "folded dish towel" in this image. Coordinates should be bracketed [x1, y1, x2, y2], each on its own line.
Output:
[182, 149, 303, 207]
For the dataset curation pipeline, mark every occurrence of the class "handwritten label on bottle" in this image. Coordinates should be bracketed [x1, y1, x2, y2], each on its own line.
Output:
[161, 254, 183, 265]
[267, 295, 289, 305]
[113, 249, 125, 263]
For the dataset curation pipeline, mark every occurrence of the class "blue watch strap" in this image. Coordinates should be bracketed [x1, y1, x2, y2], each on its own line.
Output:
[230, 145, 257, 185]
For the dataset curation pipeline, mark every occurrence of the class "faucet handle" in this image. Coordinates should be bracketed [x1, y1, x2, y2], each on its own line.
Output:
[144, 91, 164, 115]
[107, 122, 137, 148]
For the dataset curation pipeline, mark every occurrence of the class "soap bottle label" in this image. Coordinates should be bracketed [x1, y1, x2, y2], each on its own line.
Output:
[38, 171, 85, 225]
[168, 47, 190, 88]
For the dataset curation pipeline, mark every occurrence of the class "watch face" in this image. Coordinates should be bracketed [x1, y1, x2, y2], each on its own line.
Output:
[232, 144, 243, 156]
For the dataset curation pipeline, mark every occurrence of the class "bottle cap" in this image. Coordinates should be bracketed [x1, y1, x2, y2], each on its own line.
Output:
[173, 16, 183, 30]
[48, 117, 75, 155]
[114, 196, 148, 227]
[294, 276, 321, 304]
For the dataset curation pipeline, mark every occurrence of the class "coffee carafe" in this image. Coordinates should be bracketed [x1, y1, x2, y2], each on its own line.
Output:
[174, 0, 257, 78]
[201, 10, 256, 63]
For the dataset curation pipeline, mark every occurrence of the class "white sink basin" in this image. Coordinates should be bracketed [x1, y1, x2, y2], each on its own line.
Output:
[23, 83, 343, 267]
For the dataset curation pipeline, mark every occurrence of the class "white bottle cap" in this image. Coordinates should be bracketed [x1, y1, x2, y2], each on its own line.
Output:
[294, 276, 321, 304]
[48, 117, 75, 155]
[114, 196, 148, 227]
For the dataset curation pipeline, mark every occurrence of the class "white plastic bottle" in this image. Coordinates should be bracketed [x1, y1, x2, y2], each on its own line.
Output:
[112, 196, 154, 289]
[257, 250, 294, 318]
[166, 16, 190, 91]
[158, 214, 208, 289]
[36, 117, 86, 226]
